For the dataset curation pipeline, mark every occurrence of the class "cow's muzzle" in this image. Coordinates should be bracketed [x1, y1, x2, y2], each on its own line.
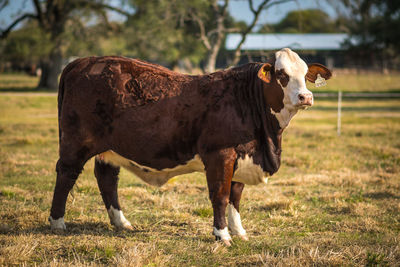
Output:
[297, 92, 313, 107]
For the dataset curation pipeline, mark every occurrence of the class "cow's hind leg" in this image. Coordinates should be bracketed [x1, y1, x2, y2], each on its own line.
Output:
[94, 157, 133, 230]
[49, 159, 84, 230]
[228, 181, 248, 240]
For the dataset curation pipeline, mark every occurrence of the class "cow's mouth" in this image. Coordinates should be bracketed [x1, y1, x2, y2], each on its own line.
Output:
[297, 103, 312, 109]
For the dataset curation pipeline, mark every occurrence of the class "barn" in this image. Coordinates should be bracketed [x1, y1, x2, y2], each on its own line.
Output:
[225, 33, 349, 69]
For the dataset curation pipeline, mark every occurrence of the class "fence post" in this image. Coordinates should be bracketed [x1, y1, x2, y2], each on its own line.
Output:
[337, 91, 342, 136]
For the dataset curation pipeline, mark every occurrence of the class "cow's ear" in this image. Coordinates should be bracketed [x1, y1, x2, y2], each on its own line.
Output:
[257, 63, 272, 83]
[306, 63, 332, 83]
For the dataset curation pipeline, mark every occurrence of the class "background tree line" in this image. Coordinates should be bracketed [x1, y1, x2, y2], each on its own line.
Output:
[0, 0, 399, 90]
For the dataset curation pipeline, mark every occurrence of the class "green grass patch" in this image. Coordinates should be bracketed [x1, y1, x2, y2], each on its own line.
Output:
[0, 73, 39, 91]
[193, 207, 213, 218]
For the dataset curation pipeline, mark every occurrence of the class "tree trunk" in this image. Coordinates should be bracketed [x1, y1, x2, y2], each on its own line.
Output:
[204, 49, 219, 73]
[230, 45, 243, 67]
[37, 48, 63, 90]
[203, 17, 225, 73]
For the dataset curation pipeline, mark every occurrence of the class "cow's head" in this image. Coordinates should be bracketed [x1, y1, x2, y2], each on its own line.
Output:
[258, 48, 332, 114]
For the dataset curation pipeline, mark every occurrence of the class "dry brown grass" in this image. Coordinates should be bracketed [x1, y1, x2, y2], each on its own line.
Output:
[0, 90, 399, 266]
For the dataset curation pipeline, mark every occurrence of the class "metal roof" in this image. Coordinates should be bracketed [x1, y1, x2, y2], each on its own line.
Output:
[225, 33, 349, 51]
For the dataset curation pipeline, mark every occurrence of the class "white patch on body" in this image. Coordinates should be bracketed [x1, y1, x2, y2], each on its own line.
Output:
[213, 226, 231, 241]
[99, 152, 268, 186]
[49, 216, 66, 230]
[227, 204, 247, 237]
[107, 205, 133, 230]
[232, 155, 269, 185]
[272, 48, 313, 129]
[98, 151, 205, 186]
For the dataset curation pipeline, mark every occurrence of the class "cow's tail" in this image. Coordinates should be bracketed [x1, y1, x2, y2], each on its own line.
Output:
[57, 58, 81, 143]
[57, 71, 65, 143]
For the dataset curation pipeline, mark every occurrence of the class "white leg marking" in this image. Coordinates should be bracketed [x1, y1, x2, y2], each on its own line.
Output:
[48, 216, 66, 230]
[107, 205, 133, 230]
[213, 226, 231, 241]
[228, 204, 248, 240]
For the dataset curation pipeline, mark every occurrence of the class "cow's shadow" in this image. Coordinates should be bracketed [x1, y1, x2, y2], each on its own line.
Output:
[2, 218, 217, 244]
[7, 222, 145, 237]
[1, 222, 234, 247]
[363, 191, 400, 200]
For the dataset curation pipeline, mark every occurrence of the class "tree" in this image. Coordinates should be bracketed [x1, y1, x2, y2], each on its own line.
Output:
[0, 0, 132, 90]
[229, 0, 294, 67]
[122, 0, 206, 70]
[259, 9, 338, 33]
[186, 0, 230, 73]
[187, 0, 292, 73]
[123, 0, 249, 72]
[335, 0, 400, 69]
[1, 22, 51, 73]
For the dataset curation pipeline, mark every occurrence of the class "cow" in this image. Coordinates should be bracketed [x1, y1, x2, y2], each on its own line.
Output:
[49, 48, 331, 246]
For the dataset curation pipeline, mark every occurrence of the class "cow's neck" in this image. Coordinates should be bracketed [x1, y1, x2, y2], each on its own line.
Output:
[270, 105, 298, 129]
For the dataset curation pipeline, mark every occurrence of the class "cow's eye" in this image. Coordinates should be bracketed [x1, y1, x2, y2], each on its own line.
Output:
[277, 72, 289, 87]
[276, 72, 284, 79]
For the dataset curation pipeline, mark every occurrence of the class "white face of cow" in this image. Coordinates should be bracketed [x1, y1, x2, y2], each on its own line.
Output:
[257, 48, 332, 129]
[275, 48, 313, 110]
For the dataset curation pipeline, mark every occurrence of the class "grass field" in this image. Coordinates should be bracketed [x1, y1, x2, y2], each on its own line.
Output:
[0, 74, 399, 266]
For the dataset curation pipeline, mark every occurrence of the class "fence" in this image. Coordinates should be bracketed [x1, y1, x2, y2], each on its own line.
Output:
[314, 92, 400, 136]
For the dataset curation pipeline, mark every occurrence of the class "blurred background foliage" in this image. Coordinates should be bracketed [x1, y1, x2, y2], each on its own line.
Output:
[258, 9, 339, 33]
[0, 0, 399, 90]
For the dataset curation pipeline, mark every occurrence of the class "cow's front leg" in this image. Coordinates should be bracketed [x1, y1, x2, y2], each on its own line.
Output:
[228, 181, 248, 240]
[203, 148, 236, 246]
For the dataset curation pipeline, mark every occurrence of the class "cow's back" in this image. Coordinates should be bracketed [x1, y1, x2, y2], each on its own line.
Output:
[60, 56, 191, 107]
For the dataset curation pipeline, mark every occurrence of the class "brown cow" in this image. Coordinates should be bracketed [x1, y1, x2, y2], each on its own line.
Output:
[49, 48, 331, 246]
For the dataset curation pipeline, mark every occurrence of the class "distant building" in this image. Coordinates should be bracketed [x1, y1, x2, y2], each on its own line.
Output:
[225, 33, 350, 68]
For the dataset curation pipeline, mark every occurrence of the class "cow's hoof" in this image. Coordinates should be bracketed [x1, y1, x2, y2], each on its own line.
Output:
[237, 234, 249, 241]
[48, 216, 66, 231]
[215, 236, 232, 247]
[222, 239, 232, 247]
[213, 227, 232, 246]
[230, 228, 248, 241]
[111, 217, 134, 231]
[114, 223, 134, 231]
[108, 206, 133, 231]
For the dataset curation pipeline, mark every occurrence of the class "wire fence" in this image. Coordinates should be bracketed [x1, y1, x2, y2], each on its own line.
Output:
[314, 92, 400, 136]
[314, 93, 400, 98]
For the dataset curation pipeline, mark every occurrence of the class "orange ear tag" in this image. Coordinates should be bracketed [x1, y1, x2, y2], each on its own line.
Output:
[315, 74, 326, 87]
[262, 69, 271, 82]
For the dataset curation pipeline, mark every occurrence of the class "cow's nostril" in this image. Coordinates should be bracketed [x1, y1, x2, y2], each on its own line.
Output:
[298, 94, 305, 102]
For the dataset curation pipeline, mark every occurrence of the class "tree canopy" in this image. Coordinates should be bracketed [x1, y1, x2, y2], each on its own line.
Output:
[336, 0, 400, 68]
[0, 0, 132, 89]
[259, 9, 340, 33]
[2, 22, 51, 68]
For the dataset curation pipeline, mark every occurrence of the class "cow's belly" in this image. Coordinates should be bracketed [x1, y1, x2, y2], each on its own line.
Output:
[98, 151, 268, 186]
[98, 150, 205, 186]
